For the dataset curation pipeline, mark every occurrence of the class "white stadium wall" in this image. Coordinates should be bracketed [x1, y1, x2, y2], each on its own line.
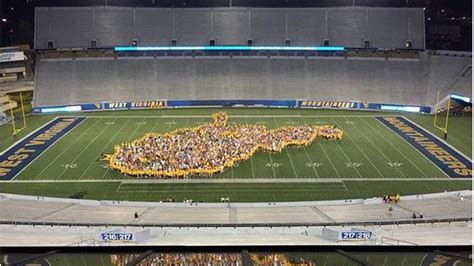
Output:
[33, 53, 471, 107]
[34, 6, 424, 49]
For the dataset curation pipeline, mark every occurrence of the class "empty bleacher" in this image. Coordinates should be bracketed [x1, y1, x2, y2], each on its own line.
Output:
[35, 7, 424, 49]
[0, 93, 16, 125]
[0, 191, 470, 226]
[33, 52, 472, 107]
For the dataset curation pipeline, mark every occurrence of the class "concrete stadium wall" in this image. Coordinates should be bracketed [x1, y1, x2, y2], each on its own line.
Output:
[35, 6, 424, 49]
[0, 191, 470, 227]
[33, 53, 471, 107]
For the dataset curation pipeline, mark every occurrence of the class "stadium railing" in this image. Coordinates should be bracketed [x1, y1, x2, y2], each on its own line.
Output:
[0, 217, 470, 229]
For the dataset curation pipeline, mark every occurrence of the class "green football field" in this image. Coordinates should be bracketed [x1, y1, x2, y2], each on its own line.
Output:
[0, 108, 471, 202]
[4, 251, 472, 266]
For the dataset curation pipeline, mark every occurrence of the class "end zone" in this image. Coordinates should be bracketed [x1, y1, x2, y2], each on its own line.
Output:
[0, 117, 85, 180]
[376, 116, 472, 178]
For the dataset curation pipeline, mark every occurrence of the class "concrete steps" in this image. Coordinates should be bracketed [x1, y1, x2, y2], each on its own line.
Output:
[0, 94, 17, 113]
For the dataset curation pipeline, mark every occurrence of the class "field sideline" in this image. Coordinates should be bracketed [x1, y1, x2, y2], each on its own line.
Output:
[0, 108, 471, 202]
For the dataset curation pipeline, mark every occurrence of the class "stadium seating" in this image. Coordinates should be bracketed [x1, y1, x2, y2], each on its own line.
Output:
[399, 196, 472, 219]
[33, 53, 471, 107]
[35, 7, 424, 49]
[0, 193, 470, 225]
[0, 199, 72, 221]
[235, 207, 332, 224]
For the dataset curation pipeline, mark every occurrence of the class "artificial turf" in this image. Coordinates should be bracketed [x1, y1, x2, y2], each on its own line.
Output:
[0, 180, 470, 202]
[8, 251, 472, 266]
[0, 108, 471, 202]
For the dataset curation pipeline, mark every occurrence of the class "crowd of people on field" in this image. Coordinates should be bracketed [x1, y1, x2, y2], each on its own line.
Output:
[110, 252, 315, 266]
[111, 253, 243, 266]
[106, 112, 343, 178]
[251, 253, 316, 266]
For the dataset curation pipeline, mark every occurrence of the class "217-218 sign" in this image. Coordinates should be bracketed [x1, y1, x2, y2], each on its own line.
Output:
[338, 231, 373, 241]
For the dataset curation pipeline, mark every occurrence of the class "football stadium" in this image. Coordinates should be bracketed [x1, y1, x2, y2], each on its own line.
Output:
[0, 0, 472, 264]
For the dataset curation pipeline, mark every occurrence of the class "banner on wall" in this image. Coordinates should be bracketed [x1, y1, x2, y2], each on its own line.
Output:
[167, 99, 296, 108]
[299, 100, 359, 109]
[0, 52, 26, 63]
[32, 99, 431, 114]
[298, 100, 431, 113]
[105, 100, 166, 110]
[33, 101, 167, 113]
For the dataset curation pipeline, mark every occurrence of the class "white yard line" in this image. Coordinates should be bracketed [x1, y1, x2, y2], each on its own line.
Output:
[268, 153, 277, 178]
[78, 118, 130, 180]
[360, 117, 428, 178]
[0, 116, 59, 156]
[375, 118, 451, 179]
[402, 116, 472, 160]
[115, 181, 123, 193]
[23, 118, 94, 181]
[343, 117, 407, 178]
[302, 117, 341, 178]
[318, 141, 342, 178]
[261, 117, 277, 179]
[60, 115, 382, 119]
[1, 177, 464, 183]
[401, 255, 408, 266]
[302, 146, 320, 178]
[8, 118, 87, 182]
[230, 118, 235, 179]
[148, 116, 162, 133]
[244, 117, 257, 179]
[330, 117, 385, 178]
[323, 255, 329, 266]
[116, 188, 349, 193]
[99, 117, 153, 180]
[57, 118, 117, 179]
[323, 124, 363, 178]
[340, 181, 349, 191]
[273, 118, 299, 178]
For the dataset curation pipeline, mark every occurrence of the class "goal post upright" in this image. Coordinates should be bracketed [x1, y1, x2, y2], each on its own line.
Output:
[9, 99, 16, 136]
[10, 92, 27, 137]
[433, 90, 450, 140]
[19, 92, 27, 132]
[443, 95, 451, 140]
[433, 91, 440, 128]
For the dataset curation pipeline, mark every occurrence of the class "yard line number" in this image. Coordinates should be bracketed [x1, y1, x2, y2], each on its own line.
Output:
[61, 164, 77, 169]
[387, 162, 403, 167]
[345, 162, 362, 168]
[305, 162, 322, 168]
[266, 162, 282, 168]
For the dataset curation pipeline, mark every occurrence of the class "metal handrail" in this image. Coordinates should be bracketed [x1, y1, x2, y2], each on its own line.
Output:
[0, 217, 470, 228]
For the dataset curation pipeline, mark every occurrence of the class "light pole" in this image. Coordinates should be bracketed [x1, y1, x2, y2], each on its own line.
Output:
[0, 18, 6, 47]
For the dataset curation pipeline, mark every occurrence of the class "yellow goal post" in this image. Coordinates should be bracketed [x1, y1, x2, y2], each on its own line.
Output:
[433, 91, 451, 140]
[9, 92, 27, 136]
